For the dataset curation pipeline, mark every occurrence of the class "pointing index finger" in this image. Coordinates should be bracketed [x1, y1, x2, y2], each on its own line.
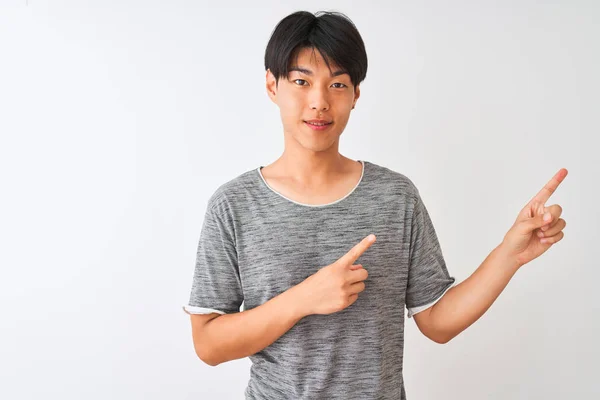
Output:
[338, 234, 376, 266]
[528, 168, 568, 207]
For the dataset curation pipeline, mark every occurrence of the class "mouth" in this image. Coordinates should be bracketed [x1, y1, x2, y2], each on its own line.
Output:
[304, 120, 333, 131]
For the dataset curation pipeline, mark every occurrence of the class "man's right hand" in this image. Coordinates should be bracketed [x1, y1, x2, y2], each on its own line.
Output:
[293, 234, 377, 316]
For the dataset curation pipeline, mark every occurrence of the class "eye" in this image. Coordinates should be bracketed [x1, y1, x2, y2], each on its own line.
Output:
[332, 83, 347, 89]
[293, 79, 347, 89]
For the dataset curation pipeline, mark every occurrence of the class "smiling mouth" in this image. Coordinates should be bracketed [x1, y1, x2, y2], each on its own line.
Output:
[304, 121, 332, 126]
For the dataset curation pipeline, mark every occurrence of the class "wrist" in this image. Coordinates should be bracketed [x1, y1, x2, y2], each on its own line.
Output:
[284, 282, 311, 320]
[496, 241, 523, 272]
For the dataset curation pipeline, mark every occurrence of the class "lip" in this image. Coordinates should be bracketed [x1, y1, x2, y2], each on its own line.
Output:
[304, 120, 333, 131]
[305, 119, 332, 124]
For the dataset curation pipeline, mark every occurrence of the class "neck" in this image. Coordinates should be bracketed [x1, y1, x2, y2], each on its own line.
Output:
[272, 147, 354, 187]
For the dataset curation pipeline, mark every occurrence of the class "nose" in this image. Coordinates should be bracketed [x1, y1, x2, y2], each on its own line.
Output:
[309, 87, 330, 113]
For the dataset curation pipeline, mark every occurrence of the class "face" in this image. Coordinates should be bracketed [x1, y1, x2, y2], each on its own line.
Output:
[266, 47, 360, 153]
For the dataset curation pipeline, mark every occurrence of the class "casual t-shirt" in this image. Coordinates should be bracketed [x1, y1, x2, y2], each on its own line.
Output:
[183, 160, 456, 399]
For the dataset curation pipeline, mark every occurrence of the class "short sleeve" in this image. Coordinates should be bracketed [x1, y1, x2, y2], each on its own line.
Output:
[406, 192, 456, 318]
[182, 200, 244, 316]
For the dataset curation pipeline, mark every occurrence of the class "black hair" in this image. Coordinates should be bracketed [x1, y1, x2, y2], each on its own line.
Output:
[264, 10, 368, 88]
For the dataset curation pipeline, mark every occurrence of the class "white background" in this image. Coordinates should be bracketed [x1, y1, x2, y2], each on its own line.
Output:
[1, 1, 598, 399]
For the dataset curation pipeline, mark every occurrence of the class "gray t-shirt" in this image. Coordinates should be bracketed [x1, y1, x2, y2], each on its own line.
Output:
[183, 160, 456, 399]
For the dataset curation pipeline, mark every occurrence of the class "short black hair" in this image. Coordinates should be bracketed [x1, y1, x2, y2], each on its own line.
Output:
[264, 11, 368, 88]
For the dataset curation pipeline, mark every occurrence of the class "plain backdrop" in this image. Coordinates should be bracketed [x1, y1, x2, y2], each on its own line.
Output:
[1, 1, 598, 399]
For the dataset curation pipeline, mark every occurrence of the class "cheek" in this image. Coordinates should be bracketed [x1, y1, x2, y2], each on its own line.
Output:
[278, 96, 302, 118]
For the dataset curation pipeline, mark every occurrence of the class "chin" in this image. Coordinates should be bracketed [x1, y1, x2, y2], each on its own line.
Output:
[295, 133, 339, 152]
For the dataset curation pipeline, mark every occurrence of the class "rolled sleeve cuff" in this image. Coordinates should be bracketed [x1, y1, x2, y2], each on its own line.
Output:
[407, 281, 456, 319]
[182, 305, 227, 315]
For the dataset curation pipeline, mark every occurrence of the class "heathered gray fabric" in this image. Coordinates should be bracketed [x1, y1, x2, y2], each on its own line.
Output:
[184, 160, 455, 399]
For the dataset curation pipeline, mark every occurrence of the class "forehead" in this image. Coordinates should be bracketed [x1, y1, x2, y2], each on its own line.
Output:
[288, 47, 346, 76]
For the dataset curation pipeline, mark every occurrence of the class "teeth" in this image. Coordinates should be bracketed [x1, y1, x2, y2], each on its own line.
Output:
[307, 122, 328, 126]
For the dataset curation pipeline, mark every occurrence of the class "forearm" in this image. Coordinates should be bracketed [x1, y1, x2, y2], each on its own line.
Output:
[203, 284, 308, 366]
[428, 242, 521, 343]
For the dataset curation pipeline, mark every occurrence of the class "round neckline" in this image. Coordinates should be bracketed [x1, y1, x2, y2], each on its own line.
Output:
[256, 160, 366, 208]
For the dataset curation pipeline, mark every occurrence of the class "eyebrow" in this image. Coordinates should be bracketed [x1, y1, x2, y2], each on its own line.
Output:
[288, 67, 349, 78]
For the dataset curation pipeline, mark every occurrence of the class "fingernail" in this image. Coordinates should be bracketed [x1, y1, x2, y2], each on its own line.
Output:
[543, 212, 551, 222]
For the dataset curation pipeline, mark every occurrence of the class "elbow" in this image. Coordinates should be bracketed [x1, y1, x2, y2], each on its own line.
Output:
[425, 315, 454, 344]
[430, 331, 453, 344]
[196, 350, 219, 367]
[203, 356, 220, 367]
[194, 345, 220, 367]
[432, 336, 450, 344]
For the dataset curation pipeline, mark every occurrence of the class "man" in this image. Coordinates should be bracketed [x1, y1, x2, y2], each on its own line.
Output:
[184, 10, 568, 399]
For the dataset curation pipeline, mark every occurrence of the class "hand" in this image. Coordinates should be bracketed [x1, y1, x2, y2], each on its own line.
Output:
[295, 234, 376, 316]
[501, 168, 568, 268]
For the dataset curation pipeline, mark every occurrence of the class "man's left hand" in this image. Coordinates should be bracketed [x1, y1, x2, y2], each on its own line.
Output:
[501, 168, 569, 268]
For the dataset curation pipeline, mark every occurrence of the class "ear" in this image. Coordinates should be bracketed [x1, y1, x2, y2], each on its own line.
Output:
[352, 84, 360, 109]
[266, 69, 278, 104]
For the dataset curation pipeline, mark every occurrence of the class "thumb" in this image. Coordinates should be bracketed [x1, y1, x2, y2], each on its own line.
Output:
[521, 209, 552, 233]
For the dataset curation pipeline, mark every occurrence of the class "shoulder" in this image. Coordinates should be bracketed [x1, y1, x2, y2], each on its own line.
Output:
[205, 168, 257, 215]
[365, 160, 421, 203]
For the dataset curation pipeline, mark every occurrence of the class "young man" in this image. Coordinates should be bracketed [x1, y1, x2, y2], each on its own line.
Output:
[184, 10, 568, 399]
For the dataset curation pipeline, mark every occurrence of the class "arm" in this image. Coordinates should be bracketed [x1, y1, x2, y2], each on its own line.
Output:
[193, 284, 307, 366]
[413, 243, 520, 344]
[414, 169, 568, 344]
